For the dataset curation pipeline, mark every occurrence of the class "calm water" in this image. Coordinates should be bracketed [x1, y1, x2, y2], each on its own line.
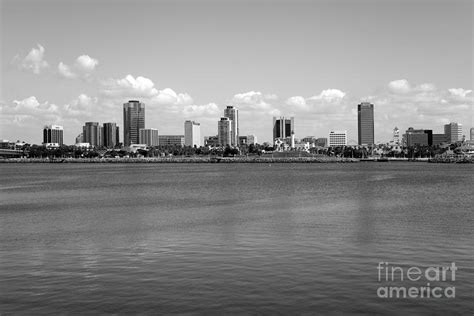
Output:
[0, 163, 473, 314]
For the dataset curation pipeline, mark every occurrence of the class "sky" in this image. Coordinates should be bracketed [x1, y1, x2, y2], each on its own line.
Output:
[1, 0, 473, 145]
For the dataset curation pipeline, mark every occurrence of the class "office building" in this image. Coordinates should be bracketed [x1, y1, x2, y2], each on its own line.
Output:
[184, 120, 201, 147]
[471, 127, 474, 141]
[158, 135, 184, 146]
[75, 133, 83, 144]
[83, 122, 102, 147]
[328, 131, 347, 146]
[239, 136, 248, 146]
[204, 136, 219, 147]
[273, 117, 294, 145]
[404, 128, 434, 147]
[357, 102, 374, 146]
[238, 135, 257, 146]
[218, 117, 232, 146]
[123, 100, 145, 146]
[43, 125, 64, 146]
[139, 128, 159, 147]
[432, 134, 446, 146]
[223, 106, 239, 146]
[444, 122, 462, 143]
[103, 123, 119, 148]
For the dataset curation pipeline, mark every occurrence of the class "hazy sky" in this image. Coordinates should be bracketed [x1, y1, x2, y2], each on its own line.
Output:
[1, 0, 472, 144]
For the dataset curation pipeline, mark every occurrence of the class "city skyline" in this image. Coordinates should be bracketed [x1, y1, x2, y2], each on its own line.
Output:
[1, 0, 473, 144]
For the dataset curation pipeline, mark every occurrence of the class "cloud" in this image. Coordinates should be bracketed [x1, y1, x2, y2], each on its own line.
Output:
[153, 88, 194, 106]
[308, 89, 346, 102]
[58, 54, 99, 79]
[183, 103, 220, 117]
[64, 94, 98, 117]
[1, 96, 60, 127]
[75, 55, 99, 72]
[286, 96, 306, 108]
[14, 44, 49, 74]
[448, 88, 472, 99]
[58, 62, 77, 79]
[362, 79, 472, 142]
[388, 79, 411, 94]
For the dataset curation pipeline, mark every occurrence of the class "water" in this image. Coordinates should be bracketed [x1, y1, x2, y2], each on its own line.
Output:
[1, 163, 473, 314]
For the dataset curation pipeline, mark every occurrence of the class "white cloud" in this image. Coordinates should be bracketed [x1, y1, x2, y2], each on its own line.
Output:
[448, 88, 472, 99]
[183, 103, 220, 117]
[231, 91, 273, 109]
[388, 79, 411, 94]
[308, 89, 346, 102]
[58, 62, 77, 79]
[286, 96, 306, 108]
[75, 55, 99, 72]
[15, 44, 49, 74]
[152, 88, 194, 105]
[1, 96, 60, 128]
[101, 74, 158, 98]
[64, 94, 98, 117]
[58, 54, 99, 79]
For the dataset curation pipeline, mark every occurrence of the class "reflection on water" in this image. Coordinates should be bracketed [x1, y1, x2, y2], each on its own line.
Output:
[0, 163, 473, 314]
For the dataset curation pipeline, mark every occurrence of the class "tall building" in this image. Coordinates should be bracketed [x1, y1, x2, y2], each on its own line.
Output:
[184, 120, 201, 147]
[223, 106, 239, 146]
[43, 125, 64, 145]
[392, 127, 400, 145]
[357, 102, 374, 146]
[123, 100, 145, 146]
[158, 135, 185, 146]
[471, 127, 474, 141]
[139, 128, 159, 147]
[444, 122, 462, 143]
[103, 123, 119, 148]
[328, 131, 347, 146]
[83, 122, 102, 147]
[273, 117, 294, 145]
[218, 117, 232, 146]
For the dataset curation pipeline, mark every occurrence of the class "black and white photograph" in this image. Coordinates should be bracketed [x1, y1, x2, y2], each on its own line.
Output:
[0, 0, 473, 314]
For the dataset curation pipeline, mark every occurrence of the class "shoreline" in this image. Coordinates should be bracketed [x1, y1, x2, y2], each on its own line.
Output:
[1, 157, 471, 163]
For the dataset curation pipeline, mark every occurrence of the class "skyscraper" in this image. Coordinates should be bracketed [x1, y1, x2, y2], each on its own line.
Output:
[273, 117, 294, 145]
[103, 122, 119, 148]
[123, 100, 145, 146]
[223, 106, 239, 146]
[471, 127, 474, 141]
[139, 128, 159, 147]
[357, 102, 374, 146]
[184, 120, 201, 147]
[444, 122, 462, 143]
[218, 117, 232, 146]
[83, 122, 102, 147]
[43, 125, 64, 145]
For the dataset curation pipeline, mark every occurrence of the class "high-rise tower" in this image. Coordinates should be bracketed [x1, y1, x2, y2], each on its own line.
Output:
[223, 106, 239, 146]
[358, 102, 374, 146]
[184, 120, 201, 147]
[43, 125, 64, 145]
[123, 100, 145, 146]
[218, 117, 232, 147]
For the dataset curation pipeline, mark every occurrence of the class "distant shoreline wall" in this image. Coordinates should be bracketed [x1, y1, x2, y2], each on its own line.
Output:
[0, 157, 471, 163]
[0, 157, 359, 163]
